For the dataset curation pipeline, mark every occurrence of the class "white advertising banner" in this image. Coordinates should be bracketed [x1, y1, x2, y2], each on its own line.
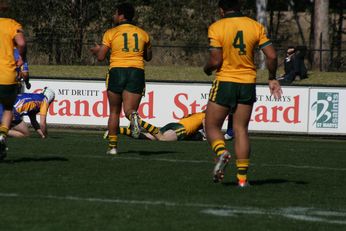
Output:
[308, 88, 346, 135]
[26, 80, 212, 127]
[26, 79, 345, 135]
[249, 86, 309, 133]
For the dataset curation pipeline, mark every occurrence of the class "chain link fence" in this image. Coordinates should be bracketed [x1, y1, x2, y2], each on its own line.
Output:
[26, 41, 345, 71]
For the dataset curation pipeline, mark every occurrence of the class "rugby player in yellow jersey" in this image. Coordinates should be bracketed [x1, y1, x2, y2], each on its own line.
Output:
[118, 112, 206, 141]
[90, 3, 153, 155]
[0, 0, 27, 160]
[204, 0, 282, 187]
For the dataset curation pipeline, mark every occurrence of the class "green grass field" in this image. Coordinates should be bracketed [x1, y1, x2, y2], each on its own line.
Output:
[29, 65, 346, 85]
[1, 132, 346, 230]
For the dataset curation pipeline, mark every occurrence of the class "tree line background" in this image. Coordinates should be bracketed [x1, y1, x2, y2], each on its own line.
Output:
[4, 0, 346, 71]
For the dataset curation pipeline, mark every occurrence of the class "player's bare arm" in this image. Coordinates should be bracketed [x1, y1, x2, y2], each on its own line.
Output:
[203, 48, 223, 76]
[39, 114, 48, 138]
[144, 42, 152, 61]
[90, 43, 110, 61]
[262, 44, 282, 99]
[14, 30, 27, 67]
[28, 113, 45, 138]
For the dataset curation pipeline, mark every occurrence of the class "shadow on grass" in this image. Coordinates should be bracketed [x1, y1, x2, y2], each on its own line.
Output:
[0, 156, 68, 164]
[222, 178, 308, 187]
[122, 150, 178, 156]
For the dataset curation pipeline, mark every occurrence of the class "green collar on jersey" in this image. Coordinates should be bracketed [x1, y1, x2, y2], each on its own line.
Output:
[118, 21, 134, 26]
[223, 11, 244, 18]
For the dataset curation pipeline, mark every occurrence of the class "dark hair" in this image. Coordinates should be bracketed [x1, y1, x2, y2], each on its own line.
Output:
[116, 3, 135, 21]
[218, 0, 241, 12]
[0, 0, 10, 11]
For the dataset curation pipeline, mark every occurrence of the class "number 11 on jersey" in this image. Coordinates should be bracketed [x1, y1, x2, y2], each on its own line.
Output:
[122, 33, 139, 52]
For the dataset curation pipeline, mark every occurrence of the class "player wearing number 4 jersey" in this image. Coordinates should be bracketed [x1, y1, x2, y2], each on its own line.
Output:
[204, 0, 282, 187]
[90, 2, 152, 155]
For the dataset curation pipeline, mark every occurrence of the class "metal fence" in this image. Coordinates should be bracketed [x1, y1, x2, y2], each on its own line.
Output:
[26, 41, 345, 71]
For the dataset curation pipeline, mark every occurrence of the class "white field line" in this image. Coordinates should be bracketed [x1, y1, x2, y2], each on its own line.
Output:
[64, 154, 346, 171]
[260, 163, 346, 171]
[0, 192, 346, 225]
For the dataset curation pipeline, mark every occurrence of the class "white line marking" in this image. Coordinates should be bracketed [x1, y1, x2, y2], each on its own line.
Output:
[260, 164, 346, 172]
[66, 154, 346, 171]
[1, 192, 345, 225]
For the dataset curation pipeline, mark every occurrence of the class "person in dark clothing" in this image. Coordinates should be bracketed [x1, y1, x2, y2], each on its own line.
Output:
[278, 46, 307, 84]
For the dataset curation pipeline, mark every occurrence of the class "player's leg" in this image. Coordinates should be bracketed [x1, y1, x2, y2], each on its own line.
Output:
[106, 90, 122, 155]
[232, 103, 252, 187]
[206, 80, 235, 182]
[105, 68, 127, 155]
[123, 91, 159, 138]
[232, 83, 256, 187]
[121, 68, 145, 138]
[0, 85, 17, 160]
[8, 120, 30, 137]
[205, 100, 231, 182]
[158, 130, 178, 141]
[224, 113, 233, 140]
[122, 90, 143, 138]
[119, 127, 131, 137]
[156, 123, 183, 141]
[137, 119, 160, 137]
[118, 126, 155, 140]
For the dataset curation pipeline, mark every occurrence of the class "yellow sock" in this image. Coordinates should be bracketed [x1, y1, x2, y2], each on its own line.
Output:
[119, 127, 131, 136]
[0, 125, 9, 137]
[211, 140, 227, 156]
[139, 119, 159, 135]
[236, 159, 249, 182]
[108, 135, 118, 149]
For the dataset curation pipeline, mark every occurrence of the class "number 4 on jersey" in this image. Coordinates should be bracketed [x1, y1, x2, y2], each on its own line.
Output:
[232, 31, 246, 55]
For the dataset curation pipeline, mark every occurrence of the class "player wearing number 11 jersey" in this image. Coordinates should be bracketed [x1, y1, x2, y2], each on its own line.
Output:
[90, 2, 152, 155]
[203, 0, 282, 187]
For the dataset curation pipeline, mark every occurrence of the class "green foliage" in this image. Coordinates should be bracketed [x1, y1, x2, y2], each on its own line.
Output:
[5, 0, 344, 68]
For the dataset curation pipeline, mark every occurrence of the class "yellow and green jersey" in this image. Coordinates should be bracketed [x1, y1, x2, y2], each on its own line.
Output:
[0, 18, 22, 85]
[102, 22, 151, 70]
[208, 12, 271, 83]
[179, 112, 205, 135]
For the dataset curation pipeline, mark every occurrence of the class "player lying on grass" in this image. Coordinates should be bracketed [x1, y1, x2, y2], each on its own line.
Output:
[105, 112, 210, 143]
[0, 88, 55, 139]
[104, 112, 233, 143]
[128, 112, 206, 141]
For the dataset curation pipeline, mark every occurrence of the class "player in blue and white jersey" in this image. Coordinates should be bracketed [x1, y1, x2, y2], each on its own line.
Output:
[0, 88, 55, 139]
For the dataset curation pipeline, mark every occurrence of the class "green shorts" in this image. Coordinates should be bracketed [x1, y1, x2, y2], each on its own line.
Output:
[0, 84, 18, 110]
[208, 80, 256, 113]
[106, 67, 145, 94]
[160, 123, 187, 141]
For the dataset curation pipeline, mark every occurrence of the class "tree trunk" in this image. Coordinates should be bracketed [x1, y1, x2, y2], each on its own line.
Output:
[256, 0, 268, 70]
[313, 0, 330, 71]
[288, 0, 306, 45]
[335, 7, 343, 70]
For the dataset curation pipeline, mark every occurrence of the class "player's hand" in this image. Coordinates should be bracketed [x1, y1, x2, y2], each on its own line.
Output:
[269, 80, 283, 99]
[203, 67, 212, 76]
[18, 71, 29, 81]
[90, 43, 101, 55]
[16, 56, 24, 68]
